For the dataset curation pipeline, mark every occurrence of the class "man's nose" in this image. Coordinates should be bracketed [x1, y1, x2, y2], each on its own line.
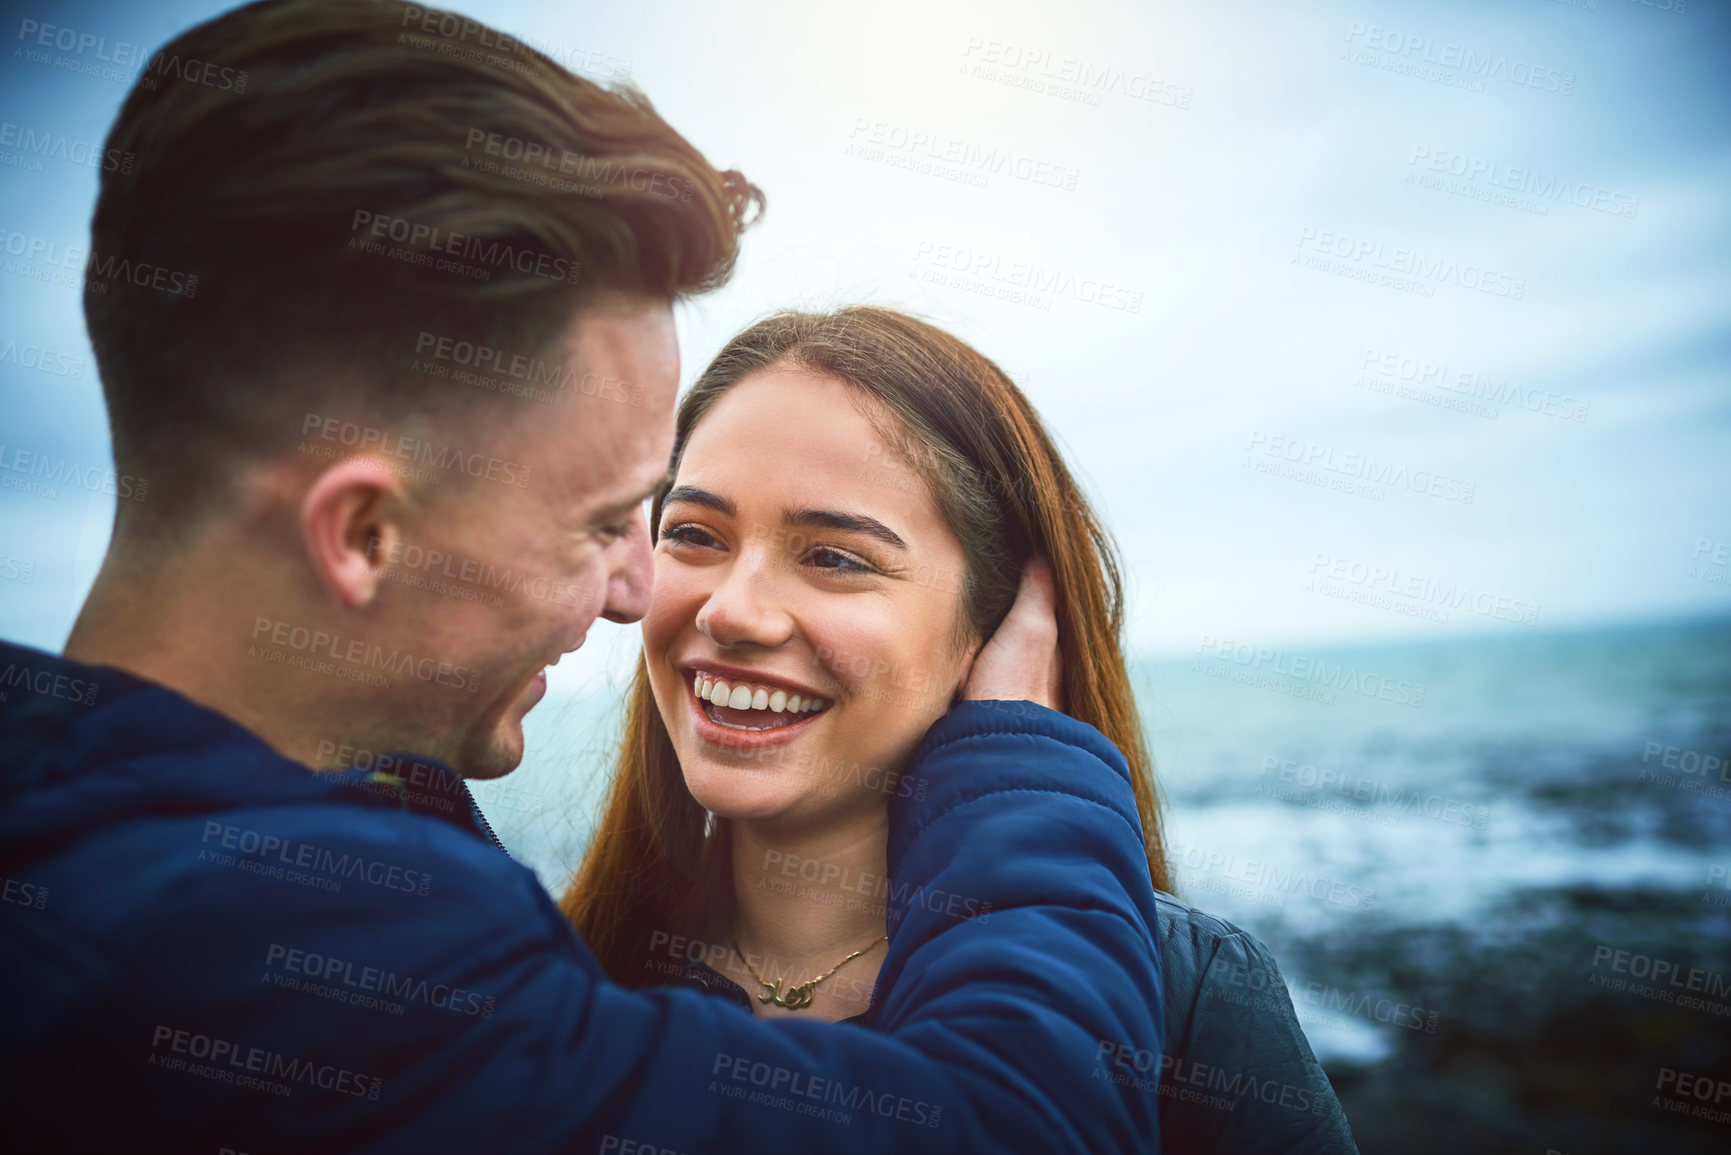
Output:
[599, 513, 654, 624]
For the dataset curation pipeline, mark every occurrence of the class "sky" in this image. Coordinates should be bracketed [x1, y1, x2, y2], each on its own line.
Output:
[2, 0, 1727, 697]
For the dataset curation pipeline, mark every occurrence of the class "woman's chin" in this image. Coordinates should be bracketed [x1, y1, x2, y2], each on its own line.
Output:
[684, 769, 825, 825]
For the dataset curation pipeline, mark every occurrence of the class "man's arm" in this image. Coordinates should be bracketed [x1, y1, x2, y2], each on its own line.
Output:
[11, 560, 1161, 1153]
[200, 700, 1162, 1154]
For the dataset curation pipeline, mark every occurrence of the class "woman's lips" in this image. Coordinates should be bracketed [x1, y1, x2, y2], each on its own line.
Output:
[692, 671, 828, 721]
[684, 670, 831, 749]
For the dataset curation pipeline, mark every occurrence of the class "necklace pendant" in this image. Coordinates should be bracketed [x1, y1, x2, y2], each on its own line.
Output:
[759, 979, 816, 1010]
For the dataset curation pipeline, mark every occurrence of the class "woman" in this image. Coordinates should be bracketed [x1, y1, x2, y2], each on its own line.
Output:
[564, 307, 1357, 1152]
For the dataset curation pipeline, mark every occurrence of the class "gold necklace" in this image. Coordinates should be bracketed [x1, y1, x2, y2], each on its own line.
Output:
[731, 934, 888, 1010]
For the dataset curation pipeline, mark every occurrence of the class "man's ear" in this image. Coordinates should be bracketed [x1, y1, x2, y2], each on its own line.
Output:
[299, 457, 406, 609]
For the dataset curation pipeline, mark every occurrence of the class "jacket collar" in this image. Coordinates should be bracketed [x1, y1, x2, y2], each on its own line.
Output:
[0, 638, 505, 855]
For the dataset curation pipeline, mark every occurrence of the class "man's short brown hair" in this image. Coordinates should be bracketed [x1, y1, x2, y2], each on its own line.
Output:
[85, 0, 761, 528]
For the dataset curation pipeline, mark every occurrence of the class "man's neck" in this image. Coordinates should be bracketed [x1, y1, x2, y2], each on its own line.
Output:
[65, 538, 329, 767]
[721, 810, 891, 1021]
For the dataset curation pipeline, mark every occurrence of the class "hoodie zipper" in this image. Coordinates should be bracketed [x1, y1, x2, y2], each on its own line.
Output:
[460, 780, 510, 855]
[358, 767, 510, 857]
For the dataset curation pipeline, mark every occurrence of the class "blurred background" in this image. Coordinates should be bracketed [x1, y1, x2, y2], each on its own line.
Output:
[2, 0, 1727, 1150]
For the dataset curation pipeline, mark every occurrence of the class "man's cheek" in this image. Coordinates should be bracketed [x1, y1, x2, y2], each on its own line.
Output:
[559, 564, 610, 638]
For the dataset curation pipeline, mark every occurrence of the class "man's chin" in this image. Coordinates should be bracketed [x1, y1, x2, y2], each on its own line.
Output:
[458, 673, 546, 779]
[450, 716, 528, 782]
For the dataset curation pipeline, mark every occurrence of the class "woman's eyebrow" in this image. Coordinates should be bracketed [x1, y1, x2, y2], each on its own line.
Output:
[663, 487, 908, 551]
[785, 508, 908, 551]
[662, 485, 733, 515]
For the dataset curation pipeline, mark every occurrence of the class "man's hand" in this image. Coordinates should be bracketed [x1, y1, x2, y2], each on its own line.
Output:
[961, 556, 1064, 711]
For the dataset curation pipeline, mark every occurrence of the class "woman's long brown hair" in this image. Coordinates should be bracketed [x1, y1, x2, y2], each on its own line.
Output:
[562, 306, 1170, 986]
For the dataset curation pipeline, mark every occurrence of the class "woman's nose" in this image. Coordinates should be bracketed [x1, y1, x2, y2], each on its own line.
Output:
[696, 555, 793, 649]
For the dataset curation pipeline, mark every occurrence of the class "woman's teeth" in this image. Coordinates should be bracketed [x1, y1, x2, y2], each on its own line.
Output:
[693, 674, 827, 716]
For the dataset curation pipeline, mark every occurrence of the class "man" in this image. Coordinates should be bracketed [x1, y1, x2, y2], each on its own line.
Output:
[0, 2, 1163, 1151]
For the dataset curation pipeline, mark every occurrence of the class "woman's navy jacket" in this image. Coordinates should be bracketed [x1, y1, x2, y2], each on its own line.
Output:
[0, 640, 1163, 1153]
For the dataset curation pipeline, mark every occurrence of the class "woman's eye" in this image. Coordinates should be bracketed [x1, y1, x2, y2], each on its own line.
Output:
[806, 546, 874, 574]
[662, 523, 720, 549]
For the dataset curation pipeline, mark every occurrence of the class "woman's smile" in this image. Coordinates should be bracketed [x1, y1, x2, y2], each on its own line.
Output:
[690, 668, 830, 727]
[681, 662, 834, 750]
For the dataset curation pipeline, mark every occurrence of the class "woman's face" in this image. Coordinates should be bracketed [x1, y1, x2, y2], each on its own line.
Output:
[641, 365, 977, 829]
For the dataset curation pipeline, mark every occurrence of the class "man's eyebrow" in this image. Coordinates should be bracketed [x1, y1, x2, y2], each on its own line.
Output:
[596, 469, 675, 520]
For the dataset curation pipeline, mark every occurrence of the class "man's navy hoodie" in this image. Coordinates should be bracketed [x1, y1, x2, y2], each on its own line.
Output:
[0, 640, 1163, 1153]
